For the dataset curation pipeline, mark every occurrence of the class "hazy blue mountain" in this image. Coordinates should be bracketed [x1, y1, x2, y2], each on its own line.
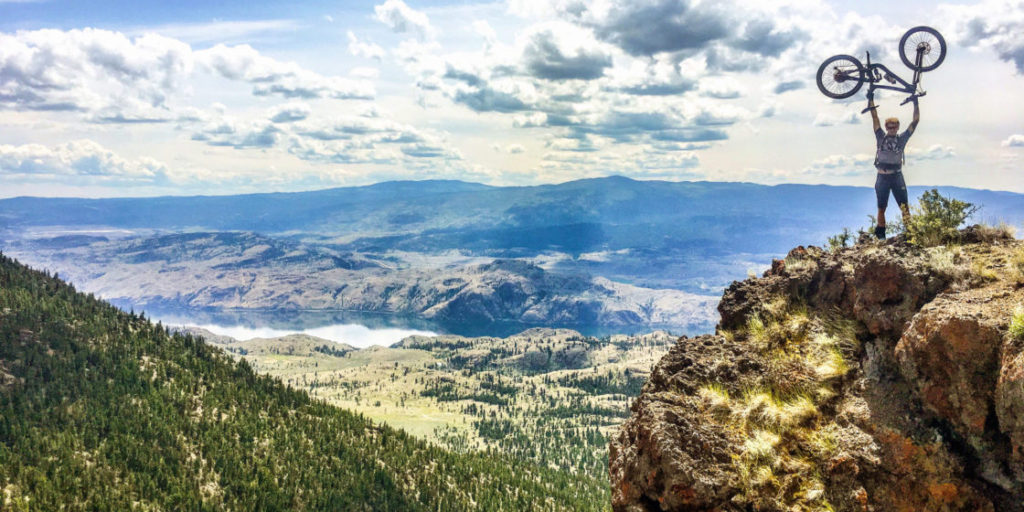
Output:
[3, 178, 1019, 253]
[4, 178, 1020, 294]
[2, 178, 1021, 333]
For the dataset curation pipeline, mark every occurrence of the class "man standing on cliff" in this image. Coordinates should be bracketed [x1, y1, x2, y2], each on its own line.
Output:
[867, 91, 919, 239]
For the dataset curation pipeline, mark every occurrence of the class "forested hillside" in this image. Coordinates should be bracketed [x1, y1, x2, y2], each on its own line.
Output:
[0, 253, 606, 510]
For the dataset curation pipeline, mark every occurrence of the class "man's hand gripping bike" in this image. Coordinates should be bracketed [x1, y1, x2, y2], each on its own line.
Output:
[815, 26, 946, 112]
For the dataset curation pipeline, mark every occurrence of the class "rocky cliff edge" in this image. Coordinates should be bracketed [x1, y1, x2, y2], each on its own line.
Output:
[610, 226, 1024, 511]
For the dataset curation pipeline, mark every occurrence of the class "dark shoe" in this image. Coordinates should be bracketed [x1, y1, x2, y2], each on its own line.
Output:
[874, 225, 886, 240]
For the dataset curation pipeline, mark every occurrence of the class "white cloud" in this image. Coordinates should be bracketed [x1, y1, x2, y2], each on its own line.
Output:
[813, 110, 861, 127]
[350, 67, 381, 79]
[268, 102, 311, 123]
[907, 144, 956, 160]
[127, 19, 300, 45]
[521, 22, 613, 80]
[943, 0, 1024, 73]
[347, 31, 386, 61]
[0, 27, 375, 126]
[1002, 134, 1024, 147]
[0, 140, 169, 181]
[802, 153, 874, 177]
[473, 20, 498, 50]
[0, 28, 191, 114]
[374, 0, 434, 40]
[513, 112, 548, 127]
[507, 143, 526, 154]
[698, 77, 744, 99]
[196, 44, 374, 100]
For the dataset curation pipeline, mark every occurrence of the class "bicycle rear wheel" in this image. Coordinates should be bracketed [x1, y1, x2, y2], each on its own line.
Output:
[816, 54, 865, 99]
[899, 26, 946, 72]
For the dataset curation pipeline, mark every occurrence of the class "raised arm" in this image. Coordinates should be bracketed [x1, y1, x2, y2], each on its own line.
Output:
[907, 98, 920, 134]
[868, 91, 880, 132]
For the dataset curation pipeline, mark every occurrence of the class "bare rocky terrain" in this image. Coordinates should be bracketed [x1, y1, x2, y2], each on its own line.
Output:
[611, 226, 1024, 511]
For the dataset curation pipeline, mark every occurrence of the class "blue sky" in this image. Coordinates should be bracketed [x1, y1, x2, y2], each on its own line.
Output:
[1, 0, 1022, 197]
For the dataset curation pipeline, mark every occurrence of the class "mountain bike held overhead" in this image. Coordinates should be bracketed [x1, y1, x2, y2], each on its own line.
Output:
[815, 26, 946, 240]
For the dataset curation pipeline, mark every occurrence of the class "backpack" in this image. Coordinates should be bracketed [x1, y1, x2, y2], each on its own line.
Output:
[876, 134, 905, 167]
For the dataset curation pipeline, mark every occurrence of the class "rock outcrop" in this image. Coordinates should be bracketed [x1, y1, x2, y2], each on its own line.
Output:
[611, 228, 1024, 511]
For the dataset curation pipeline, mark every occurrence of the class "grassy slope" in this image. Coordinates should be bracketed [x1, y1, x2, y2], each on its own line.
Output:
[212, 329, 676, 480]
[0, 254, 607, 511]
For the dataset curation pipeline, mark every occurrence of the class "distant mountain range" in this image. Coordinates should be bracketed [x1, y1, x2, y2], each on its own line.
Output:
[3, 178, 1021, 252]
[4, 231, 716, 332]
[2, 177, 1020, 332]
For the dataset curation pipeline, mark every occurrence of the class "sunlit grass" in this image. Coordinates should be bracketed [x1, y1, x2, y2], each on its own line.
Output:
[1011, 307, 1024, 341]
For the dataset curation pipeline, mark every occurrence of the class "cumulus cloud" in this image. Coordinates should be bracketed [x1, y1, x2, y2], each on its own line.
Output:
[375, 0, 433, 40]
[803, 153, 874, 176]
[945, 0, 1024, 73]
[1003, 134, 1024, 147]
[698, 77, 743, 99]
[773, 80, 805, 94]
[268, 102, 311, 123]
[473, 20, 499, 50]
[0, 28, 375, 125]
[521, 23, 612, 80]
[729, 17, 805, 57]
[0, 140, 169, 181]
[0, 28, 191, 115]
[196, 44, 374, 100]
[813, 111, 861, 126]
[606, 58, 696, 95]
[191, 118, 283, 148]
[507, 144, 526, 154]
[513, 112, 548, 127]
[572, 0, 731, 57]
[907, 144, 956, 160]
[347, 31, 386, 61]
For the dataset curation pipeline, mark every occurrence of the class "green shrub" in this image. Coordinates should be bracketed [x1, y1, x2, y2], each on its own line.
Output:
[1011, 308, 1024, 341]
[826, 228, 851, 252]
[904, 189, 978, 247]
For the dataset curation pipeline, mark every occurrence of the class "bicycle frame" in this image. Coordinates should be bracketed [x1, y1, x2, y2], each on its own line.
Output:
[858, 49, 926, 113]
[864, 50, 926, 105]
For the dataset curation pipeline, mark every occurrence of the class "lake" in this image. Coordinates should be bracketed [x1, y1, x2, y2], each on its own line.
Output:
[138, 305, 713, 348]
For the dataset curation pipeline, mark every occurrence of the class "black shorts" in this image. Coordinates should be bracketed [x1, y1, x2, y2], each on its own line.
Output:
[875, 171, 908, 209]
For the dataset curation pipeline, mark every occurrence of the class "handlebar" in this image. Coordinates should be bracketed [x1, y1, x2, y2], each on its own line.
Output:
[900, 91, 926, 105]
[861, 90, 924, 114]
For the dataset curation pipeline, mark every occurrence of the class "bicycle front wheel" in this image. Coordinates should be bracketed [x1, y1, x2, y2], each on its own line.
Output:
[816, 54, 865, 99]
[899, 26, 946, 72]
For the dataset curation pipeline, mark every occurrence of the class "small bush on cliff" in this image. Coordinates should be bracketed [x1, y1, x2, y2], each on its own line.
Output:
[1011, 308, 1024, 341]
[904, 189, 979, 247]
[826, 228, 851, 252]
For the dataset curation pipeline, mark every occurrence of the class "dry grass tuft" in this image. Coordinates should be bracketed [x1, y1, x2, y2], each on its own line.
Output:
[925, 246, 971, 283]
[973, 222, 1016, 242]
[970, 256, 998, 282]
[1011, 246, 1024, 285]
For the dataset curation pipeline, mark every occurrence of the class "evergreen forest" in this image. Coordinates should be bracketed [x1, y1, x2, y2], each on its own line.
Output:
[0, 253, 607, 510]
